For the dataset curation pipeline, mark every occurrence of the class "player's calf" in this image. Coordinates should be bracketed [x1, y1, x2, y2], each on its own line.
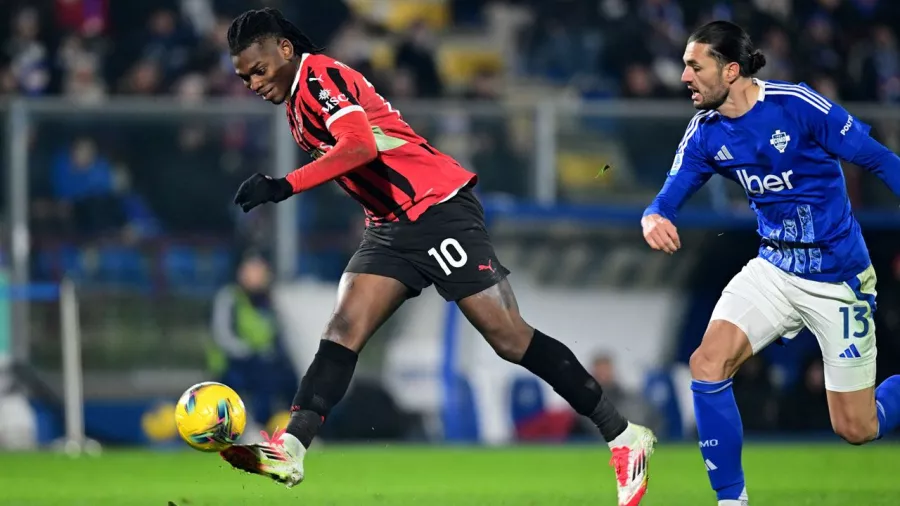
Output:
[286, 339, 358, 446]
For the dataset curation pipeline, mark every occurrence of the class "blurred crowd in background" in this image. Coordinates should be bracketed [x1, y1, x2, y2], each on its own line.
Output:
[2, 0, 899, 247]
[3, 0, 899, 102]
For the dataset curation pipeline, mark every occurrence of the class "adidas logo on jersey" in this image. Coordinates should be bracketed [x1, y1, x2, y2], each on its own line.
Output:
[714, 145, 734, 161]
[839, 344, 861, 359]
[737, 169, 795, 195]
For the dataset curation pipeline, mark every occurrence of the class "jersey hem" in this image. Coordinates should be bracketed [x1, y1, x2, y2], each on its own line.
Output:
[758, 255, 872, 284]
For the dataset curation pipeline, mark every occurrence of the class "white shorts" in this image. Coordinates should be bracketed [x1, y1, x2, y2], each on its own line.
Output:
[710, 257, 877, 392]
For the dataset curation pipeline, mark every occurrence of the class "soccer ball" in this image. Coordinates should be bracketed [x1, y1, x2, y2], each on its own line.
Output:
[174, 381, 247, 452]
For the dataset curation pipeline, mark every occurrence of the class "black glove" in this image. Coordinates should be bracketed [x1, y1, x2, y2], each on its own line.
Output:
[233, 173, 294, 213]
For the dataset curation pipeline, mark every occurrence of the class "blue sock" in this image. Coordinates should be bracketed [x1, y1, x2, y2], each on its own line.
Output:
[692, 379, 746, 501]
[875, 375, 900, 439]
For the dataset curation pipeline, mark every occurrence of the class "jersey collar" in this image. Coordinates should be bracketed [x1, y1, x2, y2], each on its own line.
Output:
[754, 78, 767, 101]
[289, 53, 310, 97]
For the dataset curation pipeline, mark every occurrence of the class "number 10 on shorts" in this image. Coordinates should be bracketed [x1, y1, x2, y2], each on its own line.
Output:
[428, 238, 468, 276]
[840, 305, 870, 339]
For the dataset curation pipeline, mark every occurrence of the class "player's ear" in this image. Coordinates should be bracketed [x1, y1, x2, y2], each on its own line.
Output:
[725, 61, 740, 83]
[280, 39, 295, 61]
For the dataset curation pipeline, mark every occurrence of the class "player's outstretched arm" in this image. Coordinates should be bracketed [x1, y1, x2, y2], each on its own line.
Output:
[233, 112, 377, 213]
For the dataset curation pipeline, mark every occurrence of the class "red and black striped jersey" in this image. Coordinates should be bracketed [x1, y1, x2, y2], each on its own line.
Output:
[285, 53, 477, 225]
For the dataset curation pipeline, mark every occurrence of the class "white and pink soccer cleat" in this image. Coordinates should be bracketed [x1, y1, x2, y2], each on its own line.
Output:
[608, 424, 657, 506]
[220, 428, 306, 488]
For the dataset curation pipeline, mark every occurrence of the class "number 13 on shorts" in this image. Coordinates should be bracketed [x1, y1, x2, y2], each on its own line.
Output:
[806, 266, 877, 391]
[825, 266, 877, 371]
[840, 305, 871, 340]
[839, 265, 877, 341]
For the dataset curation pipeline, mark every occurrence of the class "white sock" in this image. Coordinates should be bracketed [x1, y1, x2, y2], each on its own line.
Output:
[607, 422, 635, 449]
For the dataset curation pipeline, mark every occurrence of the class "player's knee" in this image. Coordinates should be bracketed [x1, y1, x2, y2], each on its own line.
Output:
[689, 348, 729, 382]
[832, 415, 878, 445]
[487, 330, 529, 362]
[321, 312, 364, 350]
[482, 320, 533, 363]
[689, 321, 751, 381]
[833, 421, 876, 445]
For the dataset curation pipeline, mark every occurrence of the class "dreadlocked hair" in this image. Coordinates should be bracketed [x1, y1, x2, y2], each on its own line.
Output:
[227, 8, 324, 56]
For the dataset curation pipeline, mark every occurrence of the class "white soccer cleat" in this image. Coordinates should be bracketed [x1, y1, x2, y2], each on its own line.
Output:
[608, 423, 657, 506]
[220, 428, 306, 488]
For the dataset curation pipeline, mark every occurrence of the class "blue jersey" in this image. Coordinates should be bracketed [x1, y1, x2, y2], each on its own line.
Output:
[645, 79, 900, 283]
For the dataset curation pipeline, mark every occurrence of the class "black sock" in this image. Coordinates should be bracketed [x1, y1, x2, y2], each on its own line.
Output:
[518, 329, 629, 442]
[286, 339, 358, 448]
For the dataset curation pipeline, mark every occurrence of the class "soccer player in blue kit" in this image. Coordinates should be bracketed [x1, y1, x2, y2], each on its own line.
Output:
[642, 21, 900, 505]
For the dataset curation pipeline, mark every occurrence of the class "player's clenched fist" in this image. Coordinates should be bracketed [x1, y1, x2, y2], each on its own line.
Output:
[641, 213, 681, 254]
[233, 173, 294, 213]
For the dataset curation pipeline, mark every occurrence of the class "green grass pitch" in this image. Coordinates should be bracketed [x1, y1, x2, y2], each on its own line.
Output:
[1, 443, 896, 505]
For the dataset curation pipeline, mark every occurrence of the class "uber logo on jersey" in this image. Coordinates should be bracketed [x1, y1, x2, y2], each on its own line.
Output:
[737, 169, 795, 195]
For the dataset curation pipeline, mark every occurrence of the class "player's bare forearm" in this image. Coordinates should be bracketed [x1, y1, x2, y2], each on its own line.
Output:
[286, 113, 378, 192]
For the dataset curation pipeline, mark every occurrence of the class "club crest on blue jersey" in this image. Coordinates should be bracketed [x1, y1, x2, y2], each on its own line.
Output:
[770, 130, 791, 153]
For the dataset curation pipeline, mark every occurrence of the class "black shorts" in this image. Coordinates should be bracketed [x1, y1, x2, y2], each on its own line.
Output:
[345, 188, 510, 301]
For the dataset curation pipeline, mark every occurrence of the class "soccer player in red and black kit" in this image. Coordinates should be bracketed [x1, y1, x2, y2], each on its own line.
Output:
[220, 9, 656, 505]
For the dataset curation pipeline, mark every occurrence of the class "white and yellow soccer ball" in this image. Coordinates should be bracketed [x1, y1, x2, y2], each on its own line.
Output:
[174, 381, 247, 452]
